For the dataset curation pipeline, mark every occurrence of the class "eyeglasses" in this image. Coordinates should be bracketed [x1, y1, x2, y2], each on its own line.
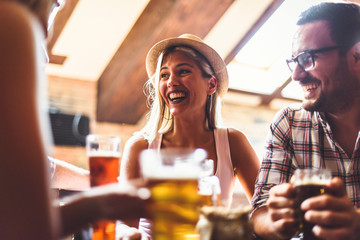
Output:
[286, 46, 341, 72]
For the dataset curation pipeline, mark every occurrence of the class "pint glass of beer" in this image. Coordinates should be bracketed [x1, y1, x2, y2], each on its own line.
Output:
[198, 175, 222, 207]
[294, 169, 332, 240]
[86, 134, 121, 240]
[140, 148, 208, 240]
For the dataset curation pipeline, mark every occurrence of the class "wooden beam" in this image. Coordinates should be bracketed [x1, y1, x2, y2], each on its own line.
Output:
[96, 0, 235, 124]
[260, 77, 292, 105]
[47, 0, 79, 64]
[229, 85, 300, 103]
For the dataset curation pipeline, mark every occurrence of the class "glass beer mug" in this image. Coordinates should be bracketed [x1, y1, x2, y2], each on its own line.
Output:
[294, 168, 332, 240]
[140, 148, 209, 240]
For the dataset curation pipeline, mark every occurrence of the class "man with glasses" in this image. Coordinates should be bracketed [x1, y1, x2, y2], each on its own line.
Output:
[251, 2, 360, 240]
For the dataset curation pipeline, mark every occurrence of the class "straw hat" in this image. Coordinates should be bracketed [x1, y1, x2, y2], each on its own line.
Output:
[145, 34, 229, 97]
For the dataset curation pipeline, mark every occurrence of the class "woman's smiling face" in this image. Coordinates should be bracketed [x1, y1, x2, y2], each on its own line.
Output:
[159, 50, 211, 117]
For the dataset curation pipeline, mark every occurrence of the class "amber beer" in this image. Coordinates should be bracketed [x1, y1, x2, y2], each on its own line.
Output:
[89, 155, 120, 187]
[147, 178, 201, 240]
[294, 169, 331, 240]
[86, 135, 121, 240]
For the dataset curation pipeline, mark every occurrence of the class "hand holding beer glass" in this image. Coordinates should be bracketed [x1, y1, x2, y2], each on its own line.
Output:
[86, 134, 121, 240]
[140, 148, 208, 240]
[294, 169, 332, 240]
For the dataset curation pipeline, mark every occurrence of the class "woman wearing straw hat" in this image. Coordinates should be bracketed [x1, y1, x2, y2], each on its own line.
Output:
[119, 34, 260, 238]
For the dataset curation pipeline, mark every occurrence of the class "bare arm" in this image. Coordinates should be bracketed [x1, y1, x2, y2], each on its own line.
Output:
[50, 158, 90, 191]
[228, 128, 260, 201]
[0, 3, 58, 239]
[58, 183, 150, 237]
[119, 135, 148, 182]
[118, 135, 148, 229]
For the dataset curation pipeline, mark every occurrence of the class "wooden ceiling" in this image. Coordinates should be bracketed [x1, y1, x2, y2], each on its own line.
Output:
[48, 0, 285, 124]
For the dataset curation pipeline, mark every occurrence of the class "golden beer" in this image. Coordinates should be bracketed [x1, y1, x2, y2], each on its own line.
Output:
[147, 178, 202, 240]
[199, 193, 222, 207]
[198, 176, 222, 207]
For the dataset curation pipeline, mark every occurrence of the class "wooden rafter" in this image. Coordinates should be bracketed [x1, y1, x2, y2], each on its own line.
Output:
[47, 0, 80, 65]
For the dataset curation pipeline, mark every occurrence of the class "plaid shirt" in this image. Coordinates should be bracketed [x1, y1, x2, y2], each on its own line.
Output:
[252, 104, 360, 210]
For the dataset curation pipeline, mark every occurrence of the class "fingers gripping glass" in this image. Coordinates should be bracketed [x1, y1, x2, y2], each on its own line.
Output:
[286, 46, 341, 72]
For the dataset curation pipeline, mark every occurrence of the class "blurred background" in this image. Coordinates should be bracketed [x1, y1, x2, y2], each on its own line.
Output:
[46, 0, 357, 206]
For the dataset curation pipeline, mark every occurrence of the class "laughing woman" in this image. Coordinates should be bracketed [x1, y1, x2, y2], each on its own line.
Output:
[119, 34, 260, 238]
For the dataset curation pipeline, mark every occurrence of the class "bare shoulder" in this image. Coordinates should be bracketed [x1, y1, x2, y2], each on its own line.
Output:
[120, 134, 148, 180]
[226, 127, 258, 163]
[227, 127, 248, 143]
[0, 2, 35, 38]
[0, 1, 43, 81]
[124, 134, 148, 154]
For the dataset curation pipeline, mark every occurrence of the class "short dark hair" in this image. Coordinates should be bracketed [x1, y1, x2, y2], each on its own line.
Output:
[297, 2, 360, 55]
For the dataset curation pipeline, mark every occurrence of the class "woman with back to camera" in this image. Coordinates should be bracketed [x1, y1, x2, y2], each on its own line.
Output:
[0, 0, 149, 239]
[119, 34, 260, 238]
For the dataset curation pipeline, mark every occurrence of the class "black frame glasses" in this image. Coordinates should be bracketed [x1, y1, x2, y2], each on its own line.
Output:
[286, 46, 341, 72]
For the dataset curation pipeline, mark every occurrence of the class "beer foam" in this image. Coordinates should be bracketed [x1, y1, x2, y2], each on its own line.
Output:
[87, 150, 121, 158]
[294, 176, 330, 186]
[142, 163, 202, 179]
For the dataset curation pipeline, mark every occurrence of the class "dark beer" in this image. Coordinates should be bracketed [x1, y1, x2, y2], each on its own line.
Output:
[89, 154, 120, 240]
[295, 183, 326, 240]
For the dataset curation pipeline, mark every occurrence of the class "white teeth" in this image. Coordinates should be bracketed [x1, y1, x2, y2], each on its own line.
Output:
[303, 83, 318, 91]
[169, 92, 185, 100]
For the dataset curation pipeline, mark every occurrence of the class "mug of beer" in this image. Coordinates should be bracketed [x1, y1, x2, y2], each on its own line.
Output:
[294, 168, 332, 240]
[86, 134, 121, 240]
[140, 148, 208, 240]
[198, 175, 222, 207]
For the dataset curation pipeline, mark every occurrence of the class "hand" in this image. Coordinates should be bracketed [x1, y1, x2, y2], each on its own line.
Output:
[86, 182, 151, 221]
[58, 182, 151, 237]
[301, 177, 360, 240]
[116, 224, 149, 240]
[266, 183, 299, 239]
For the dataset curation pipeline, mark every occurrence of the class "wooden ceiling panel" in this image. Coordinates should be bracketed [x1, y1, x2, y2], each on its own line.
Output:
[96, 0, 235, 124]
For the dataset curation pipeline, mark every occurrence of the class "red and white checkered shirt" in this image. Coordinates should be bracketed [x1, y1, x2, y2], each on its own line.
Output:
[252, 104, 360, 210]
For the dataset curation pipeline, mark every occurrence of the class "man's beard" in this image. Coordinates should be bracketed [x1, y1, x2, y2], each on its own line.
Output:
[300, 76, 324, 112]
[302, 62, 358, 113]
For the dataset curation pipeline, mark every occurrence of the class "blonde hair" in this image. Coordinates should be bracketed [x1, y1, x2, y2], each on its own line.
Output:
[140, 46, 223, 143]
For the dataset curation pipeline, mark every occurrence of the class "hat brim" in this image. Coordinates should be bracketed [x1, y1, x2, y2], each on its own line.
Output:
[145, 35, 229, 97]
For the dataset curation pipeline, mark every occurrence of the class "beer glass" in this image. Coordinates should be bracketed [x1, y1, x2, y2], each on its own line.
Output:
[86, 134, 121, 240]
[198, 175, 222, 207]
[140, 148, 208, 240]
[294, 169, 332, 240]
